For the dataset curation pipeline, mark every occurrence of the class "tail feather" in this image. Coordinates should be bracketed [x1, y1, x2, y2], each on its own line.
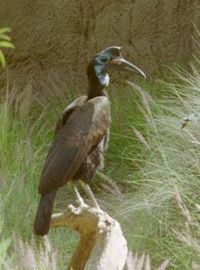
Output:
[34, 191, 56, 236]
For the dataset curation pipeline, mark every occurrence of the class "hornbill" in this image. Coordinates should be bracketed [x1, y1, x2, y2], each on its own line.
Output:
[34, 46, 146, 236]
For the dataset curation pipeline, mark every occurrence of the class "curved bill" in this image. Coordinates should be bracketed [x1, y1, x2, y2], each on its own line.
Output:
[111, 57, 146, 79]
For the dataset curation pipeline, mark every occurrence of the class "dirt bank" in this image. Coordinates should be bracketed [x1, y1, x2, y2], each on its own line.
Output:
[0, 0, 199, 93]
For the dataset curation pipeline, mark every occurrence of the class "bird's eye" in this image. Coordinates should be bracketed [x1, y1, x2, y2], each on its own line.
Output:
[100, 56, 109, 63]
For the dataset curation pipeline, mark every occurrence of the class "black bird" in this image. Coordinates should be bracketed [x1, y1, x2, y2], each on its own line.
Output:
[34, 46, 146, 236]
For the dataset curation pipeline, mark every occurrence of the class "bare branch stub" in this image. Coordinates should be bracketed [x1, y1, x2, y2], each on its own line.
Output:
[50, 203, 128, 270]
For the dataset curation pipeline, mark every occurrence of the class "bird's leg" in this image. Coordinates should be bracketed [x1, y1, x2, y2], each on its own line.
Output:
[80, 181, 100, 209]
[73, 185, 87, 208]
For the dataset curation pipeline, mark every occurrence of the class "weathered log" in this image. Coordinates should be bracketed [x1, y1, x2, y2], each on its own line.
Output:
[51, 202, 128, 270]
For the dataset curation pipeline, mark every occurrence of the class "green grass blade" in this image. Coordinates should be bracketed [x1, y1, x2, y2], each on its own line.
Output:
[0, 41, 15, 49]
[0, 27, 12, 34]
[0, 34, 11, 41]
[0, 49, 6, 68]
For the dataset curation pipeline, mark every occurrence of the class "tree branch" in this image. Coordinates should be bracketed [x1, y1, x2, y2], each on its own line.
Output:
[50, 203, 128, 270]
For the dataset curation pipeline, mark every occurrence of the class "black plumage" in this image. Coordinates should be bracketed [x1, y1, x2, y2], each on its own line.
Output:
[34, 46, 146, 236]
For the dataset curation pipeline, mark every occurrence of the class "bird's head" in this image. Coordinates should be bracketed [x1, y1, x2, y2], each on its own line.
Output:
[87, 46, 146, 91]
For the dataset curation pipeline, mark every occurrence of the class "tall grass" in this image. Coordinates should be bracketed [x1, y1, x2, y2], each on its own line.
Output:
[1, 63, 200, 268]
[107, 69, 200, 269]
[0, 83, 77, 268]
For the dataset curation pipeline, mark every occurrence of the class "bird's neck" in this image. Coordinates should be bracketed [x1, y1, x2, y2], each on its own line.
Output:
[87, 85, 107, 100]
[87, 62, 108, 100]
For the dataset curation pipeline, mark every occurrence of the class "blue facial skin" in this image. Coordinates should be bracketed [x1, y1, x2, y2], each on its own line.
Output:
[94, 64, 110, 88]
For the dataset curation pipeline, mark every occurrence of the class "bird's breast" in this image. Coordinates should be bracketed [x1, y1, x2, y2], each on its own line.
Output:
[73, 129, 110, 183]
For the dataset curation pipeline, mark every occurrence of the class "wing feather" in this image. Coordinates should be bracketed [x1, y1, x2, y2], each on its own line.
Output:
[38, 96, 110, 194]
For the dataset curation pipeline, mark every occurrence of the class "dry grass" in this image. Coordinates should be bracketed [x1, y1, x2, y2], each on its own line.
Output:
[1, 55, 200, 268]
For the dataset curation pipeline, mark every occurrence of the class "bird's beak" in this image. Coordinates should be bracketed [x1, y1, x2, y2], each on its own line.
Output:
[111, 57, 146, 79]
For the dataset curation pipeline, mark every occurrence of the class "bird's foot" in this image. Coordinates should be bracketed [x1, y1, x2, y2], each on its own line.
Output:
[81, 182, 101, 209]
[73, 186, 88, 208]
[76, 197, 88, 209]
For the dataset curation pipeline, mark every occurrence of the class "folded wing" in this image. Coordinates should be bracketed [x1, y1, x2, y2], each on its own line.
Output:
[38, 96, 111, 194]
